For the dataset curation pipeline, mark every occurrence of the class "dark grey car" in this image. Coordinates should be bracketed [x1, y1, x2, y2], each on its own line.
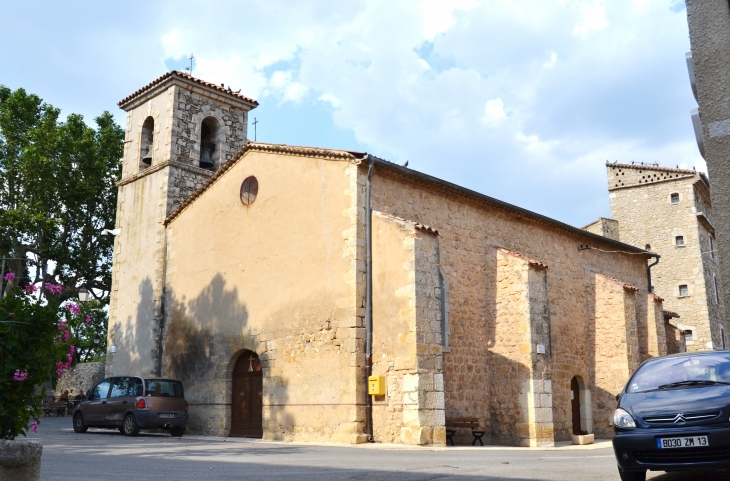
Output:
[73, 376, 189, 436]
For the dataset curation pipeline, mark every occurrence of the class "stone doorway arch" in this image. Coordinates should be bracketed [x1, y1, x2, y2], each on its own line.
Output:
[570, 375, 592, 435]
[230, 350, 263, 438]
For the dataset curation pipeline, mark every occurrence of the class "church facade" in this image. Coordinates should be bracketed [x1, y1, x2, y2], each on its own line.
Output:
[106, 72, 668, 446]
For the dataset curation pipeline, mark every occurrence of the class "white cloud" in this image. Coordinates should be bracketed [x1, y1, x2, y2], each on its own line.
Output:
[2, 0, 697, 228]
[483, 98, 507, 123]
[572, 1, 609, 38]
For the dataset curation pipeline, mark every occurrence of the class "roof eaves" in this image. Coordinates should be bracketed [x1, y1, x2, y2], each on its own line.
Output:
[374, 159, 649, 256]
[164, 142, 365, 226]
[118, 70, 259, 109]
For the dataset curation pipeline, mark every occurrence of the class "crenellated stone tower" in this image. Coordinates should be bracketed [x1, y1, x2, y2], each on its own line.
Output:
[106, 71, 258, 377]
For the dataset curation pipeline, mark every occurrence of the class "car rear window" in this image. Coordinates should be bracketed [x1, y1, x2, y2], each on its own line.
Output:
[628, 354, 730, 393]
[145, 380, 183, 397]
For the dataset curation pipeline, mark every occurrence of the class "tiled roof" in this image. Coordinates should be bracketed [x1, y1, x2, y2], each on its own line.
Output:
[118, 71, 259, 108]
[164, 142, 651, 258]
[663, 310, 681, 319]
[373, 211, 439, 235]
[494, 247, 548, 270]
[164, 142, 364, 225]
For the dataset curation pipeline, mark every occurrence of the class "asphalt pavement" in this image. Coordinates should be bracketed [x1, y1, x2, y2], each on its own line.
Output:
[24, 417, 730, 480]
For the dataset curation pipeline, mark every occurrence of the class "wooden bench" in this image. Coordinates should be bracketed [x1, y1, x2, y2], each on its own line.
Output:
[42, 401, 69, 417]
[445, 417, 485, 446]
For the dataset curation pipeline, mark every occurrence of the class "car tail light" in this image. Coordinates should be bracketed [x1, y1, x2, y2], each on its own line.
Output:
[136, 398, 147, 409]
[185, 400, 188, 411]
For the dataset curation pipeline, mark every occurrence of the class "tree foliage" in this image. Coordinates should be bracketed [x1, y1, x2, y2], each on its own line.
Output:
[0, 85, 123, 303]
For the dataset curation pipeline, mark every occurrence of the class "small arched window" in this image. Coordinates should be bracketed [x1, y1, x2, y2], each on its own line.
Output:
[199, 117, 220, 169]
[140, 116, 154, 170]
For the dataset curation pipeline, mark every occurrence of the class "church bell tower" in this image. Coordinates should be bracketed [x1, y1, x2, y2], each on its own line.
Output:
[106, 71, 258, 377]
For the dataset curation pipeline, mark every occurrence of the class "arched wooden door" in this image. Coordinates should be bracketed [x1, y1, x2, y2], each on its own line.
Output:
[571, 376, 582, 435]
[230, 350, 263, 438]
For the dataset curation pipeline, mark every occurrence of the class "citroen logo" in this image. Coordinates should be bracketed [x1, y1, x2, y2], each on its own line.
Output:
[673, 413, 686, 424]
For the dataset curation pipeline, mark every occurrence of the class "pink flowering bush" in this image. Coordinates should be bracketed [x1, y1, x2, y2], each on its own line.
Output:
[3, 272, 15, 282]
[44, 283, 63, 295]
[22, 284, 38, 294]
[1, 284, 73, 440]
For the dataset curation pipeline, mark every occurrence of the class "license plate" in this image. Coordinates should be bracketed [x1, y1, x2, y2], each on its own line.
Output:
[657, 436, 709, 449]
[158, 413, 175, 419]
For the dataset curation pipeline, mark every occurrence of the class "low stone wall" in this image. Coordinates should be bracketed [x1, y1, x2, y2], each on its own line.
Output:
[54, 362, 106, 398]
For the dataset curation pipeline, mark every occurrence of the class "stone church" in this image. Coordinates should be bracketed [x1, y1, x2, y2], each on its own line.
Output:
[106, 71, 669, 447]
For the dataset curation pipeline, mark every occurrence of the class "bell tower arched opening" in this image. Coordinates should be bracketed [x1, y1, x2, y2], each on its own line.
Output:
[140, 116, 154, 170]
[199, 116, 220, 169]
[230, 349, 263, 438]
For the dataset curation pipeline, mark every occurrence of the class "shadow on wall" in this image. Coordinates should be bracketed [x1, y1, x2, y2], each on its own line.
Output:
[161, 273, 293, 437]
[585, 273, 638, 439]
[108, 277, 155, 377]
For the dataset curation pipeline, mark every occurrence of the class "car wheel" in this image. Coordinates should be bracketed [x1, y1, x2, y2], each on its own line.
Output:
[122, 414, 140, 436]
[169, 426, 186, 437]
[618, 465, 646, 481]
[72, 413, 88, 433]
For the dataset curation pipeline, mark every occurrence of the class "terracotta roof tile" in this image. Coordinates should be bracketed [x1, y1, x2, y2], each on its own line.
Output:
[494, 246, 548, 270]
[118, 70, 259, 108]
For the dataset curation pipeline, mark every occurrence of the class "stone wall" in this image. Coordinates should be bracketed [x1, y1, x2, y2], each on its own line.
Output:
[54, 362, 106, 398]
[489, 249, 553, 447]
[582, 217, 619, 241]
[370, 167, 657, 443]
[685, 1, 730, 340]
[371, 212, 445, 445]
[606, 163, 726, 351]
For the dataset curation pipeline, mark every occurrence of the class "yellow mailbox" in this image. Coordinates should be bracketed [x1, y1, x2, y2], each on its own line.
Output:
[368, 375, 386, 396]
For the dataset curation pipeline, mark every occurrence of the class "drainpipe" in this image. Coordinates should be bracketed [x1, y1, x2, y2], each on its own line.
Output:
[364, 155, 374, 442]
[647, 254, 660, 294]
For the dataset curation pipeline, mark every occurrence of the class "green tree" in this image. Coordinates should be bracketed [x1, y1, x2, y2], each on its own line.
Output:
[0, 86, 123, 304]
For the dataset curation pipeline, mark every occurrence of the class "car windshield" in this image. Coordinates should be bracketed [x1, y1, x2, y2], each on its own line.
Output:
[145, 380, 183, 397]
[628, 354, 730, 393]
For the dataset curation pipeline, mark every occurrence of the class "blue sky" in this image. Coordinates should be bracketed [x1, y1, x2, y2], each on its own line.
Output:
[0, 0, 701, 227]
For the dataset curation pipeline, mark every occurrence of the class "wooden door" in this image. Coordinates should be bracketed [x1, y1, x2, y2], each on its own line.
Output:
[571, 377, 582, 435]
[230, 350, 263, 438]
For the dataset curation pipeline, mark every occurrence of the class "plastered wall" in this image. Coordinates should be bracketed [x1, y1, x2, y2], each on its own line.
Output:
[162, 150, 365, 442]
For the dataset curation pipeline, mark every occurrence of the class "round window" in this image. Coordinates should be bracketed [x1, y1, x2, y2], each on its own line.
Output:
[240, 176, 259, 205]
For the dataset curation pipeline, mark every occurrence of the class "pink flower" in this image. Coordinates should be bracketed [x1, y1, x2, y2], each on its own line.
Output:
[13, 369, 28, 381]
[63, 330, 70, 341]
[23, 284, 38, 294]
[44, 283, 63, 295]
[64, 302, 80, 315]
[3, 272, 15, 282]
[57, 320, 67, 330]
[70, 345, 76, 354]
[8, 312, 13, 317]
[55, 362, 64, 377]
[85, 315, 91, 323]
[30, 420, 38, 433]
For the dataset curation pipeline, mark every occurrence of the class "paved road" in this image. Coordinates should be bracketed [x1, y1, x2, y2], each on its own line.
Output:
[24, 417, 730, 480]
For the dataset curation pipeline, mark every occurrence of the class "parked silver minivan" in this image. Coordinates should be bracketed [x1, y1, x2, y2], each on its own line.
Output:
[73, 376, 189, 436]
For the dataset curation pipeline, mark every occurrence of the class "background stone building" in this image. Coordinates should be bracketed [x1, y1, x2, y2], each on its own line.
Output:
[603, 162, 725, 351]
[106, 73, 669, 447]
[685, 1, 730, 332]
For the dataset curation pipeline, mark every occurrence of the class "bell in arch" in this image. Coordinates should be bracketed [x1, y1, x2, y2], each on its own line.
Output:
[199, 147, 214, 169]
[141, 148, 152, 165]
